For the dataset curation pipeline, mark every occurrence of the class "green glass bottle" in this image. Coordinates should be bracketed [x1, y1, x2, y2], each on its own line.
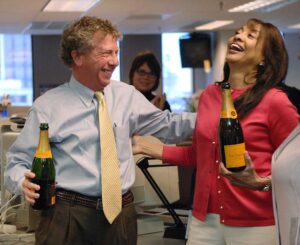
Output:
[31, 123, 56, 210]
[218, 82, 246, 172]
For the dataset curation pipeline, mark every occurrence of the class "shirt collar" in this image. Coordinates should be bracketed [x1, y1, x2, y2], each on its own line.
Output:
[69, 75, 95, 108]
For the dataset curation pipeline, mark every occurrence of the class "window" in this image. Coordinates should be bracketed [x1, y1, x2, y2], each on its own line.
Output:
[0, 34, 33, 106]
[111, 64, 120, 81]
[162, 33, 193, 112]
[111, 41, 120, 81]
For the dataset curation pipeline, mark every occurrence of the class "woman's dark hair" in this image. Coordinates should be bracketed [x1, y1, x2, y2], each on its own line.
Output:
[278, 83, 300, 114]
[129, 51, 161, 91]
[220, 18, 289, 118]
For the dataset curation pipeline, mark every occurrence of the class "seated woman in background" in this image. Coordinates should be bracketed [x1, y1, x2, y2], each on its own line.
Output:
[129, 51, 171, 111]
[272, 123, 300, 245]
[132, 18, 300, 245]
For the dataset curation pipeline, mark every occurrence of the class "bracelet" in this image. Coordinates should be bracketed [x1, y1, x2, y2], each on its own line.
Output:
[260, 176, 272, 192]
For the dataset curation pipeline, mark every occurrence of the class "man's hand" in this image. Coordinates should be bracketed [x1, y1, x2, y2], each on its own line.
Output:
[219, 151, 269, 190]
[22, 171, 40, 205]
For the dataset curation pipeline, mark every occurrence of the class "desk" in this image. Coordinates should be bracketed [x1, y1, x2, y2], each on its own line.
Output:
[0, 117, 12, 126]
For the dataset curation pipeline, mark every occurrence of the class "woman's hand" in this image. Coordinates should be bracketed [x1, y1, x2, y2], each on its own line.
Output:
[22, 171, 40, 205]
[219, 151, 270, 190]
[132, 135, 164, 160]
[151, 93, 166, 110]
[132, 135, 143, 155]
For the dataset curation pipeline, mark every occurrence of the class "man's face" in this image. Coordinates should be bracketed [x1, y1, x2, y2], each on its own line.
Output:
[76, 31, 119, 91]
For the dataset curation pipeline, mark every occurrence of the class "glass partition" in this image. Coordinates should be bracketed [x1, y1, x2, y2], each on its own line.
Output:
[162, 33, 193, 112]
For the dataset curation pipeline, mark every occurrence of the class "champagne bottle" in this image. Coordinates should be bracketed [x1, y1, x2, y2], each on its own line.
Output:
[218, 82, 246, 172]
[31, 123, 56, 210]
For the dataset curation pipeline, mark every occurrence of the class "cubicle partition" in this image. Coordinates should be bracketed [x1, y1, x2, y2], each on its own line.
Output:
[0, 121, 18, 206]
[0, 120, 39, 231]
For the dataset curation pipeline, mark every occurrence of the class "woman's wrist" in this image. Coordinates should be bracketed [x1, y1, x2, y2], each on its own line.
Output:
[259, 176, 272, 192]
[141, 140, 163, 160]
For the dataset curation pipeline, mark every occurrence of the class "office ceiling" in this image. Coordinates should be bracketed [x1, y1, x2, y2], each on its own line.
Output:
[1, 0, 300, 35]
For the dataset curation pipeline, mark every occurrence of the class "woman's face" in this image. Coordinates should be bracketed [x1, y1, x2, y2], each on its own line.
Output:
[226, 22, 264, 69]
[132, 63, 157, 93]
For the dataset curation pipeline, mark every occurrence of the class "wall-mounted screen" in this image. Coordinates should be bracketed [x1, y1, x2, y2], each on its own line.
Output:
[179, 33, 212, 68]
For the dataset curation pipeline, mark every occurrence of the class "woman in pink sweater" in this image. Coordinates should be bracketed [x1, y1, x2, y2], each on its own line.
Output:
[133, 18, 299, 245]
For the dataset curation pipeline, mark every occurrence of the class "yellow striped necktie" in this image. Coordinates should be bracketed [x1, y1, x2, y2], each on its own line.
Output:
[95, 91, 122, 224]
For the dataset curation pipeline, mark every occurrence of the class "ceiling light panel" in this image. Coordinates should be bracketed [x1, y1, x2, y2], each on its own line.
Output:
[195, 20, 234, 31]
[228, 0, 284, 12]
[43, 0, 101, 12]
[262, 0, 300, 12]
[288, 23, 300, 29]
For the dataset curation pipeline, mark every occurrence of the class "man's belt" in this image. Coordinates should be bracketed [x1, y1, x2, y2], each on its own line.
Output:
[56, 189, 134, 210]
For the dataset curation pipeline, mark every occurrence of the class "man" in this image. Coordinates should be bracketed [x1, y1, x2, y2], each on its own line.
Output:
[4, 16, 195, 245]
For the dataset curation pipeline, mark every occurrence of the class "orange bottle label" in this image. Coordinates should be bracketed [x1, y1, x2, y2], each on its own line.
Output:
[224, 143, 246, 168]
[34, 150, 52, 158]
[220, 109, 237, 119]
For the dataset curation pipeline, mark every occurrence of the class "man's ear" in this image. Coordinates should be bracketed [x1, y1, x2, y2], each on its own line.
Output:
[71, 50, 83, 66]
